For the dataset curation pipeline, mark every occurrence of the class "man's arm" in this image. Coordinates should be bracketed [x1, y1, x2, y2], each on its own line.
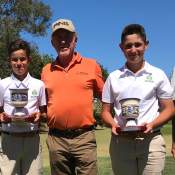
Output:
[94, 63, 104, 99]
[101, 102, 120, 135]
[39, 105, 47, 122]
[144, 99, 175, 133]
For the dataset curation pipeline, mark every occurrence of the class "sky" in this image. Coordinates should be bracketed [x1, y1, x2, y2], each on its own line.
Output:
[22, 0, 175, 77]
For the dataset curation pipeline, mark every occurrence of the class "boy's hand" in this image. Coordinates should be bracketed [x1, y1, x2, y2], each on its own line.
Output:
[0, 112, 11, 123]
[25, 112, 41, 123]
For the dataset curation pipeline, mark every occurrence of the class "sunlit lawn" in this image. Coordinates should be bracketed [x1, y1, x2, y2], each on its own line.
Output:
[41, 123, 175, 175]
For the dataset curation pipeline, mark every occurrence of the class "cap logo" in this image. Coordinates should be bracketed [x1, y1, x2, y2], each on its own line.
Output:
[52, 19, 75, 33]
[53, 21, 69, 28]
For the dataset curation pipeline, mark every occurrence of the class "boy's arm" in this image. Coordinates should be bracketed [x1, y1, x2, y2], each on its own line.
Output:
[0, 106, 11, 122]
[144, 99, 174, 133]
[101, 102, 120, 135]
[26, 105, 47, 123]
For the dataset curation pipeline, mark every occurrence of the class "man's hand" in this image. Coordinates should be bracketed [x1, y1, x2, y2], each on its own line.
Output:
[0, 112, 11, 123]
[25, 112, 41, 123]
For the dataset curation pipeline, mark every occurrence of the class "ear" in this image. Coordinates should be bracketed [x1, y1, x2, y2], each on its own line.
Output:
[51, 39, 54, 47]
[28, 56, 32, 63]
[51, 38, 58, 50]
[145, 40, 149, 49]
[75, 36, 78, 43]
[8, 57, 10, 63]
[119, 43, 124, 51]
[146, 40, 149, 46]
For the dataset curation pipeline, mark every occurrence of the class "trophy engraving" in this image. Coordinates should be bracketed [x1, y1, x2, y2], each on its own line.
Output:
[10, 88, 28, 121]
[119, 98, 145, 132]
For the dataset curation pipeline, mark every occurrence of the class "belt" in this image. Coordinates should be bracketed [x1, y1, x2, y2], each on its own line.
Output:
[2, 130, 39, 137]
[49, 126, 95, 139]
[115, 129, 161, 138]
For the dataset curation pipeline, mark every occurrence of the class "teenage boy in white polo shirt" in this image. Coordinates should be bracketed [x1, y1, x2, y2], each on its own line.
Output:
[0, 39, 46, 175]
[101, 24, 175, 175]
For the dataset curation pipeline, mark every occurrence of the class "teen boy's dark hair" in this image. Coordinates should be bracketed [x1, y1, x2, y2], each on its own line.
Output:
[8, 39, 30, 57]
[121, 24, 147, 44]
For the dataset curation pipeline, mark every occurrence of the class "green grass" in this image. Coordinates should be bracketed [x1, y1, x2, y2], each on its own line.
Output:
[164, 156, 175, 174]
[41, 124, 175, 175]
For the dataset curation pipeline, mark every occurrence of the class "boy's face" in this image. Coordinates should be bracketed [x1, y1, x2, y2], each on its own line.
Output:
[120, 34, 148, 65]
[9, 49, 30, 80]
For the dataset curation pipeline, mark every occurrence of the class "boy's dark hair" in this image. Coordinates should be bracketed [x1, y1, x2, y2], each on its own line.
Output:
[8, 39, 30, 57]
[121, 24, 147, 44]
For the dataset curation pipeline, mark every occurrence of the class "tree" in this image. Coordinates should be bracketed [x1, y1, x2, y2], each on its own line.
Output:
[100, 64, 109, 81]
[94, 65, 109, 127]
[29, 44, 53, 79]
[0, 0, 52, 78]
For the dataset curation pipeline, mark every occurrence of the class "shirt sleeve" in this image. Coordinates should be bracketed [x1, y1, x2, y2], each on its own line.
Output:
[170, 70, 175, 100]
[39, 82, 46, 106]
[0, 82, 4, 107]
[157, 71, 173, 99]
[102, 75, 114, 104]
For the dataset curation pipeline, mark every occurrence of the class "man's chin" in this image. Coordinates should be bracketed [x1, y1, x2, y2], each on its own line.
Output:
[59, 51, 70, 58]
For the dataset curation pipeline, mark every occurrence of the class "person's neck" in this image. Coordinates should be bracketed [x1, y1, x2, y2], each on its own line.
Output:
[57, 54, 74, 68]
[13, 73, 28, 81]
[126, 60, 145, 73]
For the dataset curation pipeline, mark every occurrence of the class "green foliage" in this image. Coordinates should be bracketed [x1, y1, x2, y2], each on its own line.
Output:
[93, 65, 109, 126]
[162, 122, 172, 135]
[94, 98, 104, 127]
[29, 45, 53, 79]
[0, 0, 52, 37]
[99, 63, 109, 81]
[0, 46, 11, 78]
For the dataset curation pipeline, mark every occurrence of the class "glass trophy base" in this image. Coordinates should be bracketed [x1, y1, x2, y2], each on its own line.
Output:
[11, 114, 29, 122]
[11, 117, 27, 123]
[120, 125, 146, 133]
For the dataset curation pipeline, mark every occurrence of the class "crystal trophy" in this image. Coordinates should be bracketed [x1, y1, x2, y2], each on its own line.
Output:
[119, 98, 145, 132]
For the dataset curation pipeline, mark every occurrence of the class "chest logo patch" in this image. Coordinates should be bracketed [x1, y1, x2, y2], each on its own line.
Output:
[145, 74, 154, 83]
[31, 89, 38, 96]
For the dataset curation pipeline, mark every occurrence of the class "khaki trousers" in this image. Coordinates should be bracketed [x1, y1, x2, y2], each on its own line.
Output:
[47, 130, 98, 175]
[0, 133, 42, 175]
[110, 133, 166, 175]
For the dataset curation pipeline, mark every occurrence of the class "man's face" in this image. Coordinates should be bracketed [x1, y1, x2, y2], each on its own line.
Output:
[120, 34, 148, 65]
[51, 29, 77, 58]
[10, 49, 30, 80]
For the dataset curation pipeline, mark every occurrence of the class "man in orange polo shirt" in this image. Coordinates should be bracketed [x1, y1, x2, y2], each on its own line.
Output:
[41, 18, 104, 175]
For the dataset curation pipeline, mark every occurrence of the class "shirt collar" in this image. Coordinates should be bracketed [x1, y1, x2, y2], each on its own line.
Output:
[11, 73, 31, 88]
[121, 61, 151, 75]
[51, 52, 82, 70]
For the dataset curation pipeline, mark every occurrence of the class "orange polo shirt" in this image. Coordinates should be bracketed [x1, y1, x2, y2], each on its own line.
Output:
[41, 52, 104, 130]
